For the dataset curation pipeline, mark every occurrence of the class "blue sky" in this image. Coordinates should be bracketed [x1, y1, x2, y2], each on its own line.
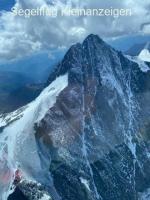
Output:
[0, 0, 15, 11]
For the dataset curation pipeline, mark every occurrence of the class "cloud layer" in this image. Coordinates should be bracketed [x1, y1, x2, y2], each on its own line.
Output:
[0, 0, 150, 61]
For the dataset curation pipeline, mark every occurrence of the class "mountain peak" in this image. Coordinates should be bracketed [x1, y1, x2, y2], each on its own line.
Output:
[82, 34, 105, 46]
[2, 32, 150, 200]
[47, 34, 115, 85]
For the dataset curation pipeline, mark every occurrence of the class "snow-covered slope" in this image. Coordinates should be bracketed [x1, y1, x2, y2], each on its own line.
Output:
[0, 74, 68, 200]
[138, 48, 150, 62]
[125, 55, 150, 72]
[138, 43, 150, 62]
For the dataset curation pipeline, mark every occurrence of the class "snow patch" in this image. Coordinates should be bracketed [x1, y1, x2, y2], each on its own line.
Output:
[146, 152, 150, 159]
[80, 177, 90, 191]
[40, 194, 51, 200]
[0, 108, 25, 128]
[138, 49, 150, 62]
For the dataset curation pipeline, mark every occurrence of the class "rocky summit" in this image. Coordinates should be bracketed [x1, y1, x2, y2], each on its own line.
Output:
[1, 34, 150, 200]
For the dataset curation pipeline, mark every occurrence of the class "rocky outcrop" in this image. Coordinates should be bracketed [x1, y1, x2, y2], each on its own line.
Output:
[33, 34, 150, 200]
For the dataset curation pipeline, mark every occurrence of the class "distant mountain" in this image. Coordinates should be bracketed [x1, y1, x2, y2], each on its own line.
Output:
[0, 83, 43, 113]
[109, 35, 150, 52]
[0, 34, 150, 200]
[0, 50, 65, 83]
[0, 71, 36, 113]
[0, 50, 65, 113]
[0, 71, 32, 93]
[126, 42, 150, 56]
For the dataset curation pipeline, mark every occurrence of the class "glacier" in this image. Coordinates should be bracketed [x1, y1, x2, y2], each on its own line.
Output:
[0, 74, 68, 200]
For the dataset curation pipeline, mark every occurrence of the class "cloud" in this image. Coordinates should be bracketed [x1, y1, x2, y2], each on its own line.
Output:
[141, 22, 150, 34]
[0, 0, 149, 61]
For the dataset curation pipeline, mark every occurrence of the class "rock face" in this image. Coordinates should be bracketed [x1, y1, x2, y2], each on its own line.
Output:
[8, 188, 28, 200]
[34, 34, 150, 200]
[8, 175, 52, 200]
[2, 34, 150, 200]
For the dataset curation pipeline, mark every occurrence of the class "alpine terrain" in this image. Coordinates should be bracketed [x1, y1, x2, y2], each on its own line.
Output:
[126, 42, 150, 57]
[138, 42, 150, 62]
[0, 34, 150, 200]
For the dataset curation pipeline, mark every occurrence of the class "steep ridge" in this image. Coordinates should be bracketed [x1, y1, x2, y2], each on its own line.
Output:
[0, 34, 150, 200]
[37, 34, 150, 200]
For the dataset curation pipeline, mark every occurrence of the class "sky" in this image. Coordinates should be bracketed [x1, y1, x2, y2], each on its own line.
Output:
[0, 0, 15, 11]
[0, 0, 150, 62]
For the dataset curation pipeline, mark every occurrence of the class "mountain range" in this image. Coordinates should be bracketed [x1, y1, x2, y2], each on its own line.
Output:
[0, 51, 65, 113]
[126, 42, 150, 56]
[0, 34, 150, 200]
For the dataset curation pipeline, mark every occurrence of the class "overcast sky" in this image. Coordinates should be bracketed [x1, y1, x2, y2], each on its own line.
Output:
[0, 0, 150, 61]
